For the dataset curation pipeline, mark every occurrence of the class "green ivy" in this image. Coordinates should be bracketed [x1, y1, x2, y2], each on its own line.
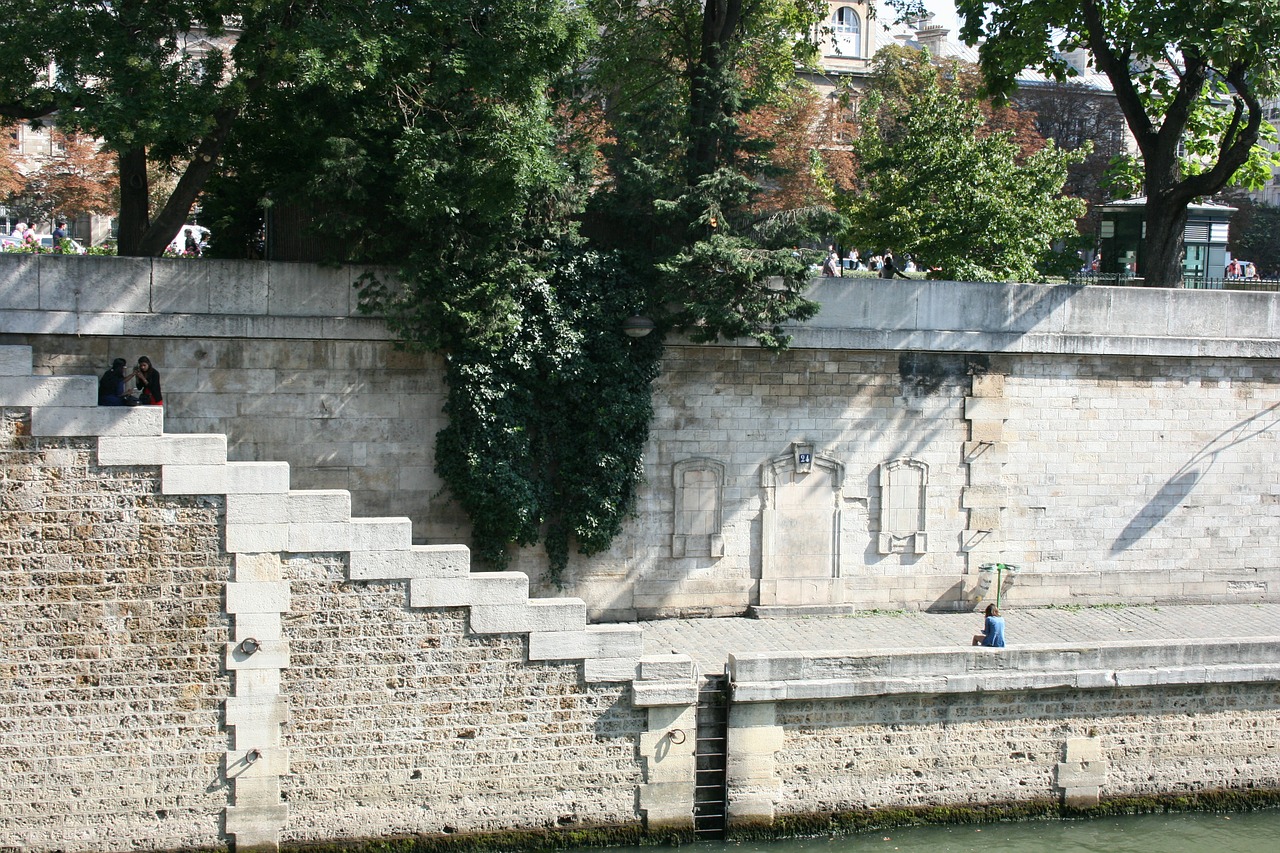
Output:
[432, 253, 662, 585]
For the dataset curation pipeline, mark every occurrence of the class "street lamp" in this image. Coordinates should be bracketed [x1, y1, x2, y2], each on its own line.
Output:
[978, 562, 1020, 608]
[622, 315, 655, 338]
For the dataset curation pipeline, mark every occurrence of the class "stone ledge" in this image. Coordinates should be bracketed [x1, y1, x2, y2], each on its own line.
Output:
[729, 638, 1280, 702]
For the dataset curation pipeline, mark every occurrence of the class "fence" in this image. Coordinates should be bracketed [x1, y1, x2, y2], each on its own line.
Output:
[1068, 273, 1280, 292]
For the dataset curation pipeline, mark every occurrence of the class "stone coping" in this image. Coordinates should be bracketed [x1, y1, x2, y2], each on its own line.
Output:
[728, 636, 1280, 702]
[5, 257, 1280, 357]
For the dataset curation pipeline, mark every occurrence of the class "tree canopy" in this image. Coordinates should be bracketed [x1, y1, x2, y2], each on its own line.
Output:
[0, 2, 249, 254]
[840, 49, 1086, 281]
[0, 1, 851, 578]
[945, 0, 1280, 286]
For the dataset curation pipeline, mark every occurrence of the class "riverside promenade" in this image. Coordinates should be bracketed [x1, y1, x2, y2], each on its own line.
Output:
[641, 602, 1280, 673]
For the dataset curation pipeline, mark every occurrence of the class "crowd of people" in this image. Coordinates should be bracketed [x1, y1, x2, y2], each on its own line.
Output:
[820, 247, 917, 278]
[97, 356, 162, 406]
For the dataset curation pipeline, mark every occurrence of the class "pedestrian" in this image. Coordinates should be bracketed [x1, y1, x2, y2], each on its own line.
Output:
[98, 358, 136, 406]
[10, 221, 24, 239]
[971, 603, 1006, 647]
[879, 252, 910, 280]
[131, 356, 163, 405]
[52, 220, 68, 253]
[822, 249, 840, 277]
[184, 230, 200, 256]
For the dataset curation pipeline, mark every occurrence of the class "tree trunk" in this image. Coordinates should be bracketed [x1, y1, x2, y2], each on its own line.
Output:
[115, 148, 150, 257]
[1141, 192, 1189, 288]
[687, 0, 742, 181]
[134, 106, 239, 257]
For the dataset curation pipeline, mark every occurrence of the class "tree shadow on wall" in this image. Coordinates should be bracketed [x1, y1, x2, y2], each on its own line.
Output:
[1110, 402, 1280, 554]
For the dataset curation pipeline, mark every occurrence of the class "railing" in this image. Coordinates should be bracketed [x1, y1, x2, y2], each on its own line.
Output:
[1182, 277, 1280, 292]
[1068, 273, 1280, 292]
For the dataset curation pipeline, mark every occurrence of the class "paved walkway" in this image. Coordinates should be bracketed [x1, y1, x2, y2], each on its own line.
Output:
[640, 603, 1280, 674]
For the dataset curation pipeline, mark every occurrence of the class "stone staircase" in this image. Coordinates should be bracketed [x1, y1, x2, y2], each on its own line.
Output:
[0, 344, 667, 849]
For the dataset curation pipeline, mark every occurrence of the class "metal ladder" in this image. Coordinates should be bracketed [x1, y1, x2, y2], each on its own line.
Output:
[693, 673, 730, 838]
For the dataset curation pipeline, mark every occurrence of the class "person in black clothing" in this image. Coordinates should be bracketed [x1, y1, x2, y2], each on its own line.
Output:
[98, 358, 134, 406]
[879, 252, 911, 280]
[132, 356, 163, 405]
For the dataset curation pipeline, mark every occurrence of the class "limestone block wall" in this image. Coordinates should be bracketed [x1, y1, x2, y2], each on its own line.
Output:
[8, 256, 1280, 620]
[0, 254, 465, 546]
[0, 343, 658, 852]
[725, 642, 1280, 824]
[553, 348, 1280, 619]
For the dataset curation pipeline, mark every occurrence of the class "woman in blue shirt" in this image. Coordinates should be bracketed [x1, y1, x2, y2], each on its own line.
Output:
[972, 604, 1006, 647]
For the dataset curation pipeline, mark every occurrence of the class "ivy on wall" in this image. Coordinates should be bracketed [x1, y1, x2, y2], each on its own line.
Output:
[430, 255, 663, 584]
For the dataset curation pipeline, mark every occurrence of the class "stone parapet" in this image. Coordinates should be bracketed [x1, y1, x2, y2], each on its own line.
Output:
[774, 279, 1280, 359]
[728, 637, 1280, 703]
[8, 259, 1280, 360]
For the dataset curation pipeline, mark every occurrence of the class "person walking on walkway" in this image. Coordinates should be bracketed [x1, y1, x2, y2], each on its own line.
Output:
[972, 603, 1006, 647]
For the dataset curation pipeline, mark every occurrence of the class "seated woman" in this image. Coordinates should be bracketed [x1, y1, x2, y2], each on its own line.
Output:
[132, 356, 163, 405]
[972, 603, 1006, 647]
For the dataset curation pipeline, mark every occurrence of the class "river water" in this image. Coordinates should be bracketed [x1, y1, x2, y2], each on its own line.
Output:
[582, 810, 1280, 853]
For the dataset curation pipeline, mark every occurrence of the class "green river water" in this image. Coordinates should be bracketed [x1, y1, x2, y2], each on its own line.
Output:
[581, 810, 1280, 853]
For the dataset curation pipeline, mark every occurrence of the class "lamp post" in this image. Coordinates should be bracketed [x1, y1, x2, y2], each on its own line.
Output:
[978, 562, 1019, 608]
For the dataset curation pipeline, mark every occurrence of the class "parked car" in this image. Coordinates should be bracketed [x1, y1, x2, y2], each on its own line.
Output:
[0, 235, 20, 251]
[37, 234, 87, 254]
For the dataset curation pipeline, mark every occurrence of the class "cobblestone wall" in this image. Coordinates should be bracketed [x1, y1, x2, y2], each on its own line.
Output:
[0, 403, 647, 851]
[774, 684, 1280, 813]
[0, 420, 231, 851]
[277, 554, 643, 843]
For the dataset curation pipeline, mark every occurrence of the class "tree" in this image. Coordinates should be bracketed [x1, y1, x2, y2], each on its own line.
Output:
[0, 2, 431, 257]
[0, 123, 21, 201]
[948, 0, 1280, 286]
[840, 55, 1086, 281]
[0, 3, 248, 255]
[22, 130, 116, 226]
[1013, 82, 1131, 235]
[582, 0, 840, 344]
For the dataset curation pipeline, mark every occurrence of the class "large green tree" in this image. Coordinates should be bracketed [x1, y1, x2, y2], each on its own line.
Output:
[0, 2, 445, 257]
[582, 0, 841, 346]
[841, 51, 1086, 281]
[0, 2, 251, 255]
[946, 0, 1280, 286]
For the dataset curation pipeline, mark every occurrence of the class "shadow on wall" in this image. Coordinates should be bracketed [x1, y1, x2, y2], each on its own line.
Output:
[1110, 402, 1280, 554]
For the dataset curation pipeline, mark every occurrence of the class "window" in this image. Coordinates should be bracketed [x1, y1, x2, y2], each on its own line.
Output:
[831, 7, 862, 57]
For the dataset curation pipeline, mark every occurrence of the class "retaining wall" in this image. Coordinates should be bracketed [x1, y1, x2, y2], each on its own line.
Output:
[726, 641, 1280, 821]
[0, 343, 657, 851]
[5, 257, 1280, 619]
[2, 340, 1280, 851]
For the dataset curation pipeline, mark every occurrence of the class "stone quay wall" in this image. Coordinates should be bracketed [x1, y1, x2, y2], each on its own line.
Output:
[2, 342, 1279, 852]
[0, 255, 466, 548]
[0, 343, 655, 851]
[4, 255, 1280, 621]
[726, 642, 1280, 822]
